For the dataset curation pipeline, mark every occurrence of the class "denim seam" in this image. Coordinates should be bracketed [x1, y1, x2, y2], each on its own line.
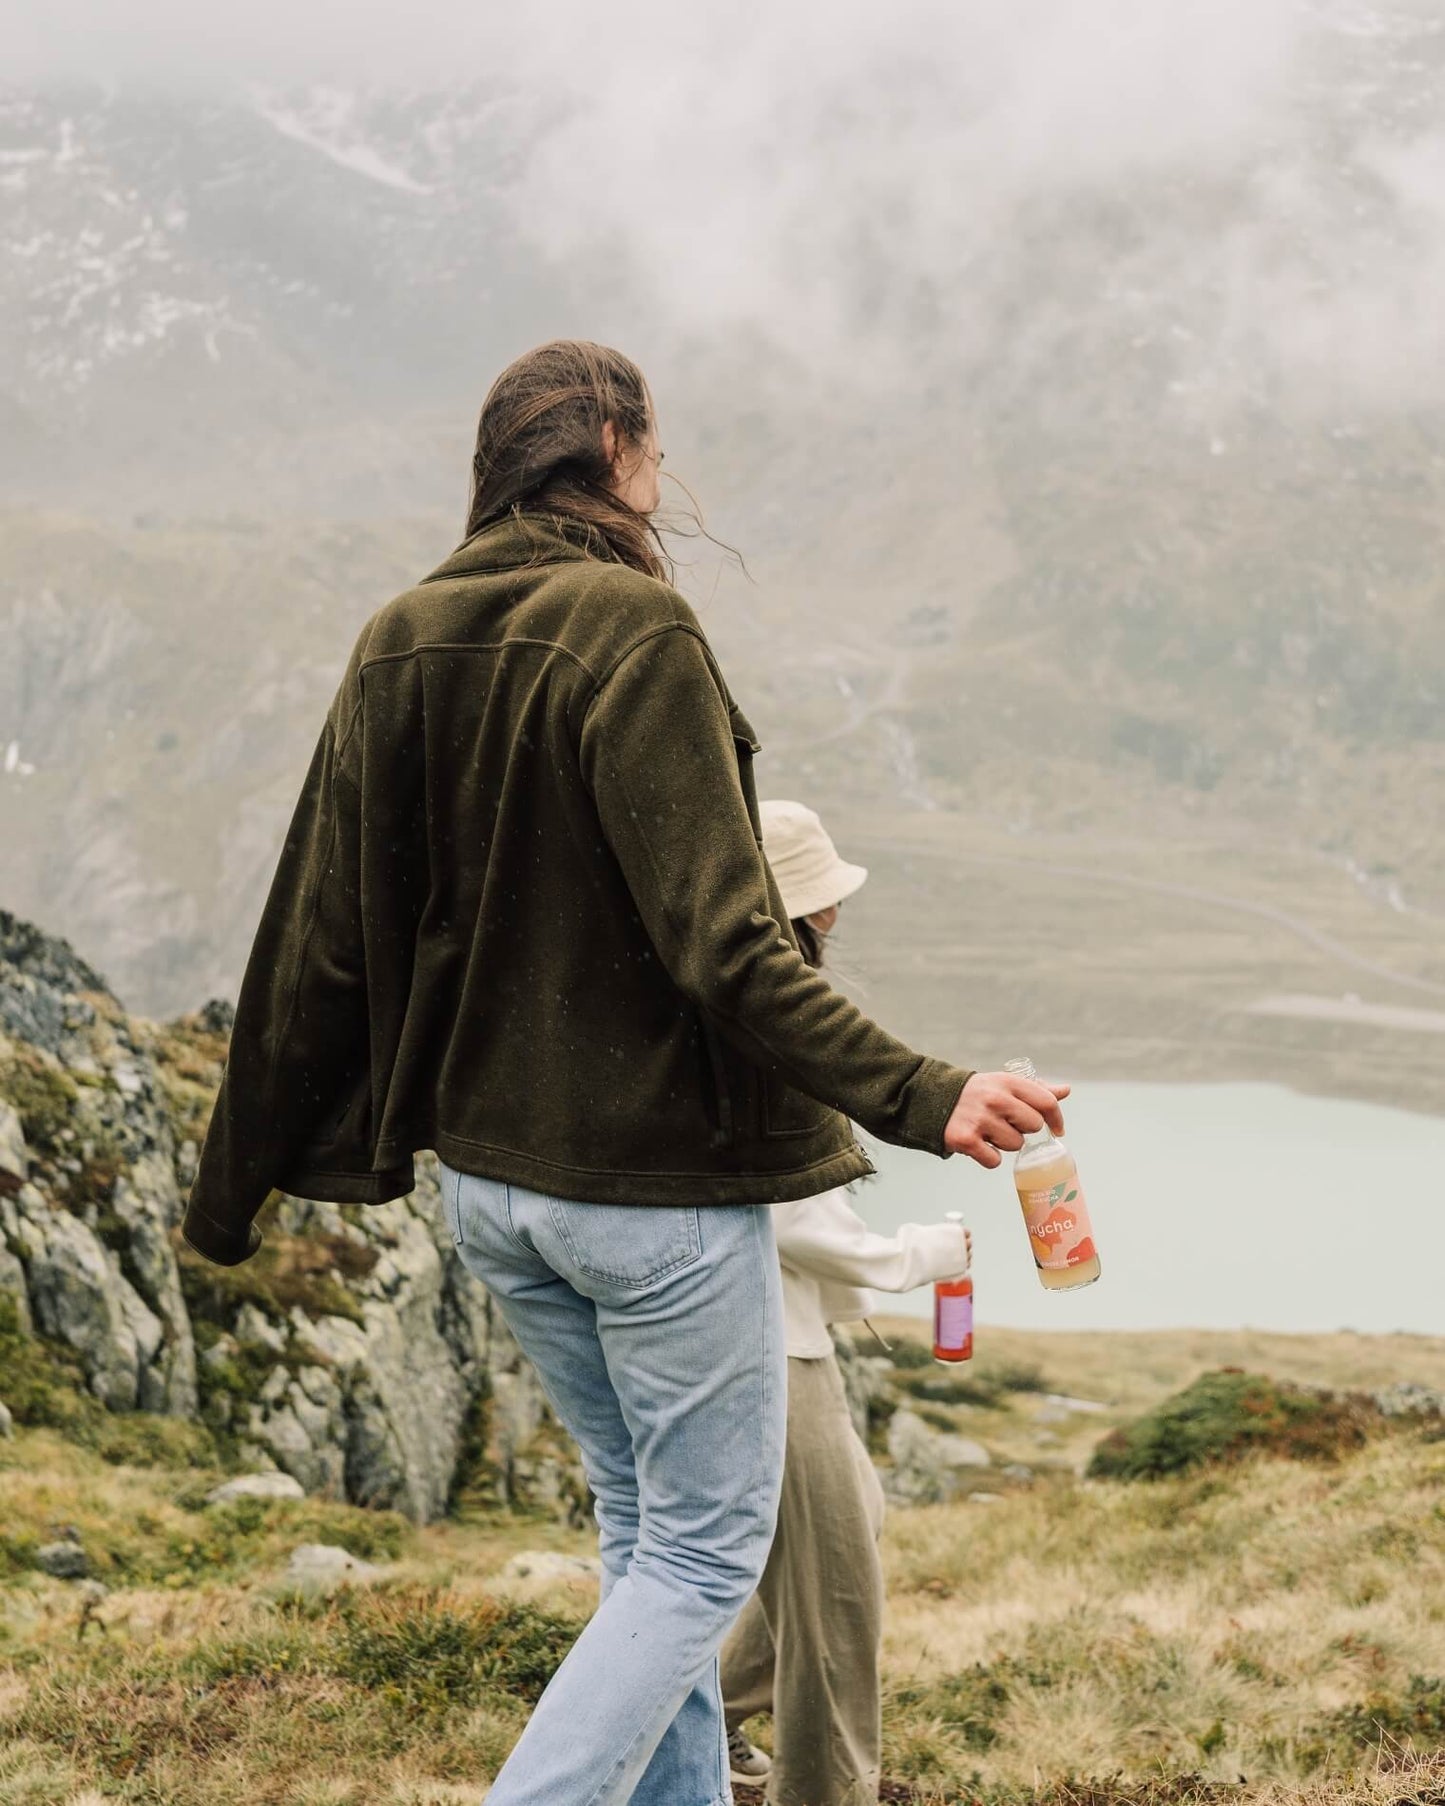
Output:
[575, 1626, 716, 1806]
[446, 1165, 464, 1247]
[707, 1652, 727, 1806]
[500, 1181, 530, 1254]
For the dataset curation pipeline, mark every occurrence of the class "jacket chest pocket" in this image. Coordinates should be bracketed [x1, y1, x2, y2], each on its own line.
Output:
[729, 705, 763, 841]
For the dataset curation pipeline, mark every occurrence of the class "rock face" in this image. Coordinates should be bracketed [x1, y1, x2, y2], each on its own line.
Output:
[886, 1409, 992, 1505]
[0, 909, 581, 1525]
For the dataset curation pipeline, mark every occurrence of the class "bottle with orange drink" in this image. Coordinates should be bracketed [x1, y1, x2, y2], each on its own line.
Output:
[1005, 1057, 1101, 1290]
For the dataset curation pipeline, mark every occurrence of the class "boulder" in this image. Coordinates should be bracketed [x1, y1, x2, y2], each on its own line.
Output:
[0, 1099, 27, 1187]
[106, 1168, 197, 1416]
[1037, 1393, 1109, 1417]
[205, 1471, 306, 1505]
[0, 1400, 12, 1437]
[285, 1543, 389, 1592]
[275, 1188, 477, 1521]
[500, 1550, 602, 1585]
[886, 1409, 991, 1505]
[35, 1540, 89, 1579]
[234, 1302, 287, 1355]
[831, 1331, 895, 1444]
[1373, 1382, 1445, 1418]
[200, 1332, 239, 1371]
[10, 1185, 162, 1409]
[240, 1368, 347, 1498]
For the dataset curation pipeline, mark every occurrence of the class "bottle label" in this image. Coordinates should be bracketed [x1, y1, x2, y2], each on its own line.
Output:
[935, 1288, 973, 1351]
[1018, 1171, 1098, 1272]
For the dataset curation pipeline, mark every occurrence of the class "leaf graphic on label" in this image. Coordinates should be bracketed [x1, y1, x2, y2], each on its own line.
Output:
[1048, 1182, 1066, 1203]
[1065, 1190, 1078, 1202]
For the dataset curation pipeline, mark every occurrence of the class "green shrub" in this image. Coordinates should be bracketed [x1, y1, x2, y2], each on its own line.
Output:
[892, 1356, 1045, 1410]
[0, 1044, 80, 1157]
[1088, 1369, 1379, 1481]
[332, 1591, 575, 1709]
[1327, 1674, 1445, 1748]
[992, 1359, 1048, 1394]
[891, 1660, 1016, 1752]
[197, 1587, 578, 1715]
[175, 1195, 373, 1329]
[447, 1379, 501, 1516]
[898, 1370, 1007, 1410]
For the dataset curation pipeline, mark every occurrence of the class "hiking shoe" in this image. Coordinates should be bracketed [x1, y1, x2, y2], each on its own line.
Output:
[727, 1727, 772, 1785]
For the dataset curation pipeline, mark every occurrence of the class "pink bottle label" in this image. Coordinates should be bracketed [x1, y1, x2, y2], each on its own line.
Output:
[1019, 1170, 1098, 1271]
[935, 1289, 973, 1350]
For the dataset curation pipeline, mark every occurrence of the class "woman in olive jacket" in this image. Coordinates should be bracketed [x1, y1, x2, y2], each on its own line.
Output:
[184, 339, 1067, 1806]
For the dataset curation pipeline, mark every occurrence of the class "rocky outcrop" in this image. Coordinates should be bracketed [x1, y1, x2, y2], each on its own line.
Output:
[0, 908, 580, 1525]
[885, 1409, 992, 1505]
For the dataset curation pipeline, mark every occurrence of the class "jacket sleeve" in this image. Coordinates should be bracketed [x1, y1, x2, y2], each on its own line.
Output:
[578, 623, 973, 1153]
[772, 1190, 969, 1291]
[181, 711, 371, 1265]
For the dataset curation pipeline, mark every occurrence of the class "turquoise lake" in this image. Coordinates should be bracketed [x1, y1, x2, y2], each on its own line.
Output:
[853, 1082, 1445, 1335]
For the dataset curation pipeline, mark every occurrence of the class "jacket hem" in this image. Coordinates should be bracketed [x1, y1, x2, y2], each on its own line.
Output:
[277, 1160, 416, 1204]
[430, 1131, 872, 1207]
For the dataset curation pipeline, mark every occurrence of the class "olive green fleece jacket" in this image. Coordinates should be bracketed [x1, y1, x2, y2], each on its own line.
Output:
[182, 512, 972, 1266]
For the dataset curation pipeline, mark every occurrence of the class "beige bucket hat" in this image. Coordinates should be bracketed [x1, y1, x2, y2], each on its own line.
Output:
[760, 799, 869, 920]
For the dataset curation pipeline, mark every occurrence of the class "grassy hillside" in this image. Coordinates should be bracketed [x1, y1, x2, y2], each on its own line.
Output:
[836, 814, 1445, 1118]
[3, 1326, 1442, 1805]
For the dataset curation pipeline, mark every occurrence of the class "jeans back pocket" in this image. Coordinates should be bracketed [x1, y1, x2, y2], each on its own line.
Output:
[546, 1199, 702, 1289]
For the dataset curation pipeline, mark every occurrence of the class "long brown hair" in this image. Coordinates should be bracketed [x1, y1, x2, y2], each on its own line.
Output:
[464, 340, 670, 581]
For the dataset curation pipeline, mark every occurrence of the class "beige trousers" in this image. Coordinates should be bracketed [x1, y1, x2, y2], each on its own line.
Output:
[721, 1352, 887, 1806]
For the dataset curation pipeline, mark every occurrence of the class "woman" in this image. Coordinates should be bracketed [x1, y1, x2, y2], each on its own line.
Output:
[723, 800, 972, 1806]
[182, 340, 1068, 1806]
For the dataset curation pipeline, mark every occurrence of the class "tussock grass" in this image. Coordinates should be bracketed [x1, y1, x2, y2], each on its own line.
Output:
[0, 1428, 410, 1587]
[2, 1331, 1443, 1804]
[880, 1427, 1445, 1798]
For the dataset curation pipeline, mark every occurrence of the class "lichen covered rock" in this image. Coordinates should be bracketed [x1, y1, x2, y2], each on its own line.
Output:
[0, 908, 579, 1525]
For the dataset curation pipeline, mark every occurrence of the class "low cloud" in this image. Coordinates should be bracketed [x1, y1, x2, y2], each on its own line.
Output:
[9, 0, 1445, 414]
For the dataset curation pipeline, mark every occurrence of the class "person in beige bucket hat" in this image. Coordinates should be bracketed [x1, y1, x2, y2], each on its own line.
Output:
[758, 799, 870, 928]
[722, 799, 973, 1806]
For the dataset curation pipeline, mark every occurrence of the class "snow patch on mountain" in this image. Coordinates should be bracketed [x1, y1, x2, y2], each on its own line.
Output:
[0, 98, 253, 393]
[250, 87, 433, 195]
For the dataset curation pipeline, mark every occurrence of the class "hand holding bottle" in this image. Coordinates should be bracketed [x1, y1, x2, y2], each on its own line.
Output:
[943, 1071, 1070, 1168]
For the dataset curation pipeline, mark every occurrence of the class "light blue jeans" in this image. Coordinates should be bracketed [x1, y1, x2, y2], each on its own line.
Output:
[439, 1163, 787, 1806]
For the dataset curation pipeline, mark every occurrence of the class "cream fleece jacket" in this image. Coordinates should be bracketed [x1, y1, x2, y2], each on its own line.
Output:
[774, 1186, 970, 1358]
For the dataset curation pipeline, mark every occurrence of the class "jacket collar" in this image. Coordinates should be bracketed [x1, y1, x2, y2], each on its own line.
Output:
[423, 510, 615, 585]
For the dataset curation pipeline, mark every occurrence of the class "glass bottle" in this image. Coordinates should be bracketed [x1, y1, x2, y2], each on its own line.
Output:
[1006, 1057, 1101, 1291]
[932, 1211, 974, 1363]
